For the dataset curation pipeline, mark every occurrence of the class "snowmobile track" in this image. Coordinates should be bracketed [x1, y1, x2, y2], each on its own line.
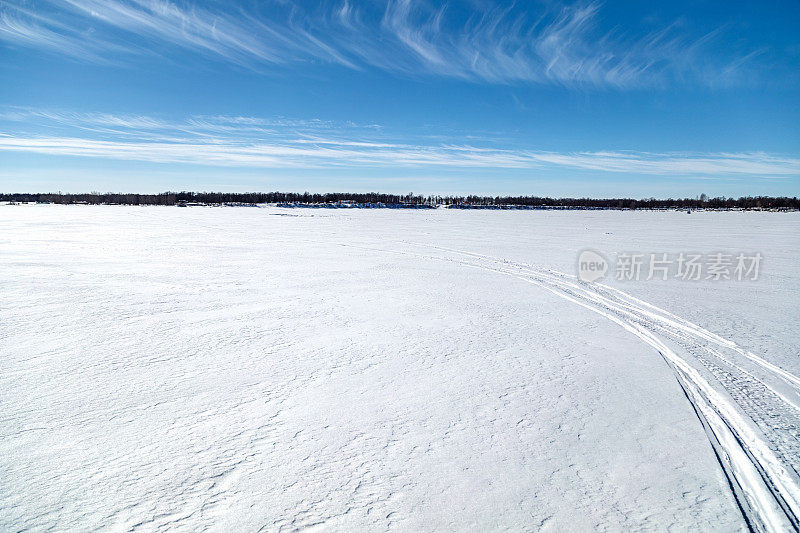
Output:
[347, 241, 800, 532]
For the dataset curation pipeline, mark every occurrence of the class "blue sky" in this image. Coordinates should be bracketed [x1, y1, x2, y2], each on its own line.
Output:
[0, 0, 798, 196]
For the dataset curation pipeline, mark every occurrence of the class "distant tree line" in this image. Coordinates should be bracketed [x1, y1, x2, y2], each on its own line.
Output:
[1, 191, 798, 210]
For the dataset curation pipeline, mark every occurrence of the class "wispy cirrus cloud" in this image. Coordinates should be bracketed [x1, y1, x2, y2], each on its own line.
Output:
[1, 109, 798, 177]
[0, 0, 763, 88]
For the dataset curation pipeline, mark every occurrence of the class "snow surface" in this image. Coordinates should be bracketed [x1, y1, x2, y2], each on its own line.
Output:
[1, 205, 799, 531]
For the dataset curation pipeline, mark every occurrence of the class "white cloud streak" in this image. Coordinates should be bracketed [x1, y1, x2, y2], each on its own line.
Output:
[0, 0, 760, 87]
[1, 110, 797, 176]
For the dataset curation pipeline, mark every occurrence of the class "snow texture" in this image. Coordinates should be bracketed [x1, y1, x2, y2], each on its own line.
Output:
[2, 206, 799, 531]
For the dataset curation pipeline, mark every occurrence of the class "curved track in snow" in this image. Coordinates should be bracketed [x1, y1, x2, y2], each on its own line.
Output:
[355, 242, 800, 532]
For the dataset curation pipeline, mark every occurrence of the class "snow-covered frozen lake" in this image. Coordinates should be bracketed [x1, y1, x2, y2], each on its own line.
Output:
[2, 205, 799, 531]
